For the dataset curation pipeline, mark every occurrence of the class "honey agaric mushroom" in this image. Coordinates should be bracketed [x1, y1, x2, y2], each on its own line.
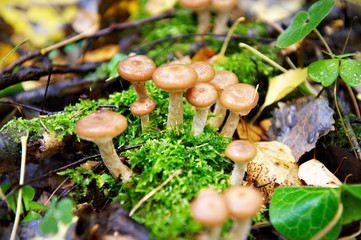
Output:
[223, 186, 264, 240]
[225, 140, 257, 185]
[211, 0, 238, 35]
[189, 61, 215, 83]
[219, 83, 259, 138]
[117, 55, 156, 99]
[75, 110, 132, 182]
[152, 64, 197, 129]
[130, 97, 156, 130]
[180, 0, 211, 38]
[191, 188, 229, 240]
[208, 70, 238, 128]
[186, 83, 218, 136]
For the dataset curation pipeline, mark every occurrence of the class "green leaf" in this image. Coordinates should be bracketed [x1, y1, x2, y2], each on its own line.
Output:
[276, 0, 335, 48]
[108, 53, 128, 76]
[55, 198, 74, 224]
[29, 201, 47, 211]
[39, 216, 58, 235]
[22, 210, 42, 223]
[270, 187, 341, 240]
[307, 59, 339, 87]
[340, 59, 361, 87]
[7, 186, 36, 214]
[340, 184, 361, 224]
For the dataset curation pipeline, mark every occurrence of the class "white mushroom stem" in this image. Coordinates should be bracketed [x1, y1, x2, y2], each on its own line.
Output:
[197, 6, 211, 35]
[192, 107, 210, 136]
[94, 139, 132, 182]
[228, 218, 252, 240]
[208, 98, 227, 128]
[132, 82, 149, 99]
[167, 90, 184, 129]
[140, 115, 150, 131]
[220, 111, 239, 138]
[203, 226, 222, 240]
[230, 162, 247, 186]
[213, 10, 231, 35]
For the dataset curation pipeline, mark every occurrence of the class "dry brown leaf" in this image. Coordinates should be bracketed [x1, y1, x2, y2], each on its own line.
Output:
[81, 45, 120, 62]
[237, 121, 265, 142]
[298, 159, 342, 187]
[247, 141, 302, 202]
[191, 47, 217, 62]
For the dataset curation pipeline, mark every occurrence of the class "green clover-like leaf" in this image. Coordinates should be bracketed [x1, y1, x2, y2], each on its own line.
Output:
[270, 187, 341, 240]
[276, 0, 335, 48]
[340, 59, 361, 87]
[307, 59, 339, 87]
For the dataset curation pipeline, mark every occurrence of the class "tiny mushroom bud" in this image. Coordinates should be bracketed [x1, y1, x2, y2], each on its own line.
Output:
[75, 110, 132, 182]
[130, 97, 156, 130]
[225, 140, 257, 185]
[189, 61, 215, 83]
[219, 83, 259, 138]
[186, 83, 218, 136]
[180, 0, 211, 39]
[191, 188, 229, 240]
[211, 0, 238, 35]
[223, 186, 264, 240]
[117, 55, 156, 99]
[152, 64, 197, 129]
[208, 70, 238, 128]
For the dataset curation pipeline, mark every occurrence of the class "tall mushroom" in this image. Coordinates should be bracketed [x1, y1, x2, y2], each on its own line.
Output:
[180, 0, 211, 39]
[191, 188, 229, 240]
[208, 70, 238, 128]
[130, 97, 156, 130]
[75, 110, 132, 182]
[152, 64, 197, 129]
[225, 140, 257, 186]
[211, 0, 238, 35]
[117, 55, 156, 99]
[186, 83, 218, 136]
[223, 186, 264, 240]
[219, 83, 259, 138]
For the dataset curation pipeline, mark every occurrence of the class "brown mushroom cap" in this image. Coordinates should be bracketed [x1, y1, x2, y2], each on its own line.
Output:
[76, 110, 128, 141]
[152, 64, 197, 91]
[189, 61, 215, 83]
[130, 97, 156, 116]
[186, 83, 218, 108]
[209, 70, 238, 92]
[191, 188, 229, 227]
[117, 55, 156, 82]
[180, 0, 210, 10]
[225, 140, 257, 163]
[211, 0, 237, 11]
[219, 83, 259, 113]
[223, 186, 264, 219]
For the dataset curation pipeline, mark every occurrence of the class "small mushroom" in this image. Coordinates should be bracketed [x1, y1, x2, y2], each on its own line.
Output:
[186, 83, 218, 136]
[208, 70, 238, 128]
[117, 55, 156, 99]
[180, 0, 211, 38]
[189, 61, 215, 83]
[130, 97, 156, 130]
[211, 0, 238, 35]
[152, 64, 197, 129]
[223, 186, 264, 240]
[225, 140, 257, 185]
[191, 188, 229, 240]
[219, 83, 259, 138]
[75, 110, 132, 181]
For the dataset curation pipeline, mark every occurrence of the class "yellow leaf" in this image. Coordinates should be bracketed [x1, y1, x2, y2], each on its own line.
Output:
[146, 0, 177, 15]
[0, 43, 20, 67]
[81, 45, 120, 63]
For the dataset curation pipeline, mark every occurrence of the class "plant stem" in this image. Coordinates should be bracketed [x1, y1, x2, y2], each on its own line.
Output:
[313, 28, 333, 55]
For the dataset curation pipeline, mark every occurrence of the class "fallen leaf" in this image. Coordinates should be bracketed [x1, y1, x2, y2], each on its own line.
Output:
[146, 0, 177, 15]
[267, 96, 335, 161]
[298, 159, 342, 187]
[247, 141, 302, 202]
[237, 121, 265, 142]
[81, 45, 120, 63]
[191, 47, 217, 62]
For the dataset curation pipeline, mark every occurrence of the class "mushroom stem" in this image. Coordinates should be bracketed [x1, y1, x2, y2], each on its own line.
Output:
[132, 82, 149, 99]
[213, 11, 231, 35]
[230, 162, 247, 186]
[95, 139, 132, 182]
[167, 91, 184, 129]
[197, 7, 211, 35]
[220, 111, 239, 138]
[204, 226, 222, 240]
[140, 115, 150, 130]
[208, 98, 227, 128]
[228, 218, 252, 240]
[192, 107, 209, 136]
